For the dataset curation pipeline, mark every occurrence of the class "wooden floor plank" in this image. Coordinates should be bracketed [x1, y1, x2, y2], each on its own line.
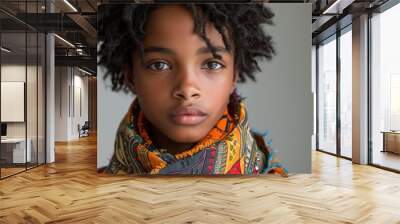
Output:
[0, 134, 400, 223]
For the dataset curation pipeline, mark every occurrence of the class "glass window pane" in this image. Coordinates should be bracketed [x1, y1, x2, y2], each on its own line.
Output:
[371, 3, 400, 171]
[318, 36, 337, 154]
[38, 32, 45, 165]
[340, 28, 352, 158]
[27, 31, 38, 169]
[1, 30, 27, 177]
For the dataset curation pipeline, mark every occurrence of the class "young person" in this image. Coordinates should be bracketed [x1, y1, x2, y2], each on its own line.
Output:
[98, 3, 288, 176]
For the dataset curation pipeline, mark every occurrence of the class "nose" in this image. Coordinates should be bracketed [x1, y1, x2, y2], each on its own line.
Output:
[172, 67, 201, 101]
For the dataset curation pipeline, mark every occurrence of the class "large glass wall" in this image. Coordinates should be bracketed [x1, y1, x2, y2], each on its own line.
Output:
[0, 0, 46, 179]
[339, 27, 352, 158]
[316, 25, 353, 159]
[371, 2, 400, 171]
[317, 35, 337, 154]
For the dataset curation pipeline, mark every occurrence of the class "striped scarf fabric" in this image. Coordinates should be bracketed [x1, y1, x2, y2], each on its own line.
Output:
[104, 98, 288, 176]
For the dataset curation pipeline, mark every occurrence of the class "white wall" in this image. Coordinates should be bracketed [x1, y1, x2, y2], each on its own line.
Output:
[54, 66, 89, 141]
[55, 66, 69, 141]
[72, 71, 89, 138]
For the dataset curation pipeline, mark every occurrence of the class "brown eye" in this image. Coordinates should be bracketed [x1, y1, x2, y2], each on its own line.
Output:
[202, 61, 225, 70]
[147, 61, 171, 71]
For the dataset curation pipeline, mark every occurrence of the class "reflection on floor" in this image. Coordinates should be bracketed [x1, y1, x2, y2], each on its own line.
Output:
[0, 162, 42, 179]
[0, 167, 25, 178]
[341, 147, 352, 158]
[373, 150, 400, 171]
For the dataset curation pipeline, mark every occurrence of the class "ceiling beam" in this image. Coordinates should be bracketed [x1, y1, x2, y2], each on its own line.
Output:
[55, 55, 96, 73]
[322, 0, 356, 14]
[66, 13, 97, 47]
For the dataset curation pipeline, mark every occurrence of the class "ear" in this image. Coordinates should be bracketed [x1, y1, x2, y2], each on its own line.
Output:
[124, 64, 136, 94]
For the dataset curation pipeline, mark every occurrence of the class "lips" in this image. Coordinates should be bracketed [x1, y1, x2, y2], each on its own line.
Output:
[170, 106, 208, 125]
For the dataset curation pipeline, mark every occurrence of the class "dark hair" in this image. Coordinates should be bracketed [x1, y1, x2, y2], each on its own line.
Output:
[98, 3, 276, 92]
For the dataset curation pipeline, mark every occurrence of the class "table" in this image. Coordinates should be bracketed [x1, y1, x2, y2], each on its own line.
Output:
[381, 131, 400, 154]
[1, 138, 31, 163]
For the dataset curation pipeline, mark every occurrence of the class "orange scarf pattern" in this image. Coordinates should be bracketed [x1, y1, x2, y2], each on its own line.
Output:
[105, 98, 288, 176]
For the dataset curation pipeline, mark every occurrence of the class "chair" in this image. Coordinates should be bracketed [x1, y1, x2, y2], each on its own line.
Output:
[78, 121, 90, 138]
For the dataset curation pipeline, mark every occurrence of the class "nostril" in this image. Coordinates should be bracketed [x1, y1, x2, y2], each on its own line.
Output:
[177, 93, 186, 99]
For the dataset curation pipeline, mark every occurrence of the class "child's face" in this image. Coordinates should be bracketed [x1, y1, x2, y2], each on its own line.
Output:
[130, 5, 236, 145]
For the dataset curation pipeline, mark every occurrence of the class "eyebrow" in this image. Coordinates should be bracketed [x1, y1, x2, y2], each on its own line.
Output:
[143, 46, 229, 56]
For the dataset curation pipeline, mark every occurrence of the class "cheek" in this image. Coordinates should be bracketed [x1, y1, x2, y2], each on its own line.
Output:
[204, 72, 235, 102]
[133, 67, 169, 97]
[205, 85, 231, 108]
[133, 73, 173, 126]
[134, 76, 169, 112]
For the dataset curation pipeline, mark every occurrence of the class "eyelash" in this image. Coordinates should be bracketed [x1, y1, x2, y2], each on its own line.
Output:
[146, 60, 226, 71]
[202, 61, 226, 70]
[147, 61, 171, 71]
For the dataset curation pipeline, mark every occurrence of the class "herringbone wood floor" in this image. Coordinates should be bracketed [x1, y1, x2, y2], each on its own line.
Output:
[1, 134, 400, 224]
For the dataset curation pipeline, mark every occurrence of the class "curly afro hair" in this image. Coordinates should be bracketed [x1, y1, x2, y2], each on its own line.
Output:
[98, 3, 276, 93]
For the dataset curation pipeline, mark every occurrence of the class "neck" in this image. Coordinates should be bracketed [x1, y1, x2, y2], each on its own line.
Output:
[148, 123, 196, 155]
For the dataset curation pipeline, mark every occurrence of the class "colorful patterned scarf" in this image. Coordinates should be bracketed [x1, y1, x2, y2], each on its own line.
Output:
[105, 98, 288, 176]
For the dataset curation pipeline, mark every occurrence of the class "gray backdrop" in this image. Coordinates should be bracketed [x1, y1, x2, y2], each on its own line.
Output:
[97, 3, 312, 173]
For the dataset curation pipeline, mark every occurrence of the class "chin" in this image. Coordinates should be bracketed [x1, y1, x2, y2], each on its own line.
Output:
[168, 129, 207, 144]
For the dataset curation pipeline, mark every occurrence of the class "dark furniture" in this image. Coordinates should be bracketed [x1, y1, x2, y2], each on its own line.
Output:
[382, 131, 400, 154]
[1, 123, 7, 137]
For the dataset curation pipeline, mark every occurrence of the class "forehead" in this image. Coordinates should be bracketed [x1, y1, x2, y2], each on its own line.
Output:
[143, 5, 228, 49]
